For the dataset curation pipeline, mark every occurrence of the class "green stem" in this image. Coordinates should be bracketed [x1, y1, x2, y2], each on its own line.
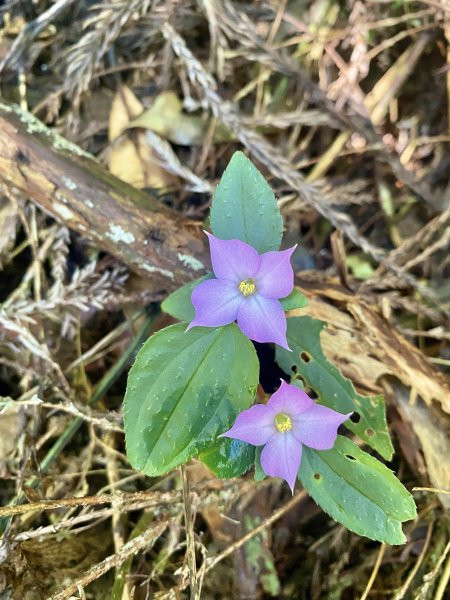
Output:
[435, 546, 450, 600]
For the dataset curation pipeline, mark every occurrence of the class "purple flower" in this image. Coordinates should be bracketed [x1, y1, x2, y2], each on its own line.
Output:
[221, 381, 352, 492]
[187, 232, 296, 349]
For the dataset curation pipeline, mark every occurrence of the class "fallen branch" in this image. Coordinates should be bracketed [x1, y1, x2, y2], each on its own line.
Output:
[0, 101, 209, 291]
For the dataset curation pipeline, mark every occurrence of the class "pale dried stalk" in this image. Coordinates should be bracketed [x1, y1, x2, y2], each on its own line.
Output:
[362, 203, 450, 291]
[145, 131, 212, 193]
[162, 22, 434, 299]
[0, 0, 77, 72]
[48, 226, 70, 295]
[49, 520, 167, 600]
[0, 480, 244, 519]
[6, 262, 128, 320]
[3, 396, 123, 432]
[360, 543, 386, 600]
[162, 24, 383, 257]
[242, 110, 339, 129]
[181, 465, 200, 600]
[61, 0, 153, 98]
[156, 490, 307, 597]
[10, 481, 245, 543]
[104, 431, 129, 583]
[218, 1, 437, 208]
[202, 491, 307, 574]
[393, 521, 434, 600]
[402, 227, 450, 271]
[0, 312, 70, 392]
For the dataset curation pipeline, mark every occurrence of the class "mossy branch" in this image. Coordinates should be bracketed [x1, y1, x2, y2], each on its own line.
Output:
[0, 101, 209, 290]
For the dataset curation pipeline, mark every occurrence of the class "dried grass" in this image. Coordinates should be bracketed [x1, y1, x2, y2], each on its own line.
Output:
[0, 1, 449, 598]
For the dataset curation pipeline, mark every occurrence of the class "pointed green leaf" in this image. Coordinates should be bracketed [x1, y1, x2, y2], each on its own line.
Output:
[276, 316, 394, 459]
[254, 447, 266, 481]
[201, 438, 255, 478]
[124, 323, 259, 476]
[162, 274, 213, 322]
[280, 288, 308, 311]
[299, 437, 416, 544]
[210, 151, 283, 253]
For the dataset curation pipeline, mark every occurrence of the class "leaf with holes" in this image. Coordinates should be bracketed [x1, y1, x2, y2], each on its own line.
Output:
[162, 274, 213, 322]
[276, 316, 394, 459]
[124, 323, 259, 475]
[299, 436, 416, 544]
[210, 151, 283, 253]
[200, 437, 255, 478]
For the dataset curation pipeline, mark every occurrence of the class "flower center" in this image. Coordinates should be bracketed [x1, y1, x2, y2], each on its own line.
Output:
[275, 413, 292, 433]
[238, 279, 257, 296]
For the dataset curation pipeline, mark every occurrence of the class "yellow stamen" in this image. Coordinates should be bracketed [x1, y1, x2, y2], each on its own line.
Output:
[239, 279, 256, 296]
[275, 413, 292, 433]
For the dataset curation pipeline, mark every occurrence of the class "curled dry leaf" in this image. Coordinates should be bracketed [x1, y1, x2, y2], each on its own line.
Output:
[127, 90, 231, 145]
[108, 85, 177, 191]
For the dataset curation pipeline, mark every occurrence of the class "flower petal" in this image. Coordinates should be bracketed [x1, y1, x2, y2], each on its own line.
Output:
[187, 279, 241, 329]
[237, 295, 290, 349]
[260, 433, 302, 493]
[292, 404, 352, 450]
[220, 404, 275, 445]
[268, 380, 314, 415]
[206, 232, 260, 282]
[255, 246, 297, 299]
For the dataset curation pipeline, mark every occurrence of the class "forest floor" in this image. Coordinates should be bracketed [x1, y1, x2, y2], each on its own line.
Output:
[0, 1, 449, 599]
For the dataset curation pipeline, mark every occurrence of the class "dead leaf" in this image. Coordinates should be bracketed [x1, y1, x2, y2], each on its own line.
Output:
[127, 91, 231, 145]
[349, 302, 450, 413]
[108, 86, 176, 191]
[301, 297, 389, 388]
[0, 195, 18, 264]
[295, 279, 450, 413]
[291, 279, 450, 507]
[393, 384, 450, 509]
[0, 399, 24, 472]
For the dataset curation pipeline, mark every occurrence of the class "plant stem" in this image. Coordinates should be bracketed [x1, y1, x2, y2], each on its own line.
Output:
[181, 464, 199, 600]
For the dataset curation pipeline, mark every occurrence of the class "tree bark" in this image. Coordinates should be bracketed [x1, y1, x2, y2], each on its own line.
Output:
[0, 101, 209, 290]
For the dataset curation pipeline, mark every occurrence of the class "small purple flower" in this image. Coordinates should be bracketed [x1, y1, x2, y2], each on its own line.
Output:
[187, 232, 296, 349]
[221, 381, 352, 492]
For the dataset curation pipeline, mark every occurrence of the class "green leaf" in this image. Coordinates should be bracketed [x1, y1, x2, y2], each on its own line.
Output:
[280, 288, 308, 311]
[201, 437, 255, 478]
[346, 254, 375, 280]
[210, 151, 283, 253]
[162, 274, 213, 322]
[124, 323, 259, 476]
[299, 437, 416, 544]
[254, 447, 266, 481]
[276, 316, 394, 460]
